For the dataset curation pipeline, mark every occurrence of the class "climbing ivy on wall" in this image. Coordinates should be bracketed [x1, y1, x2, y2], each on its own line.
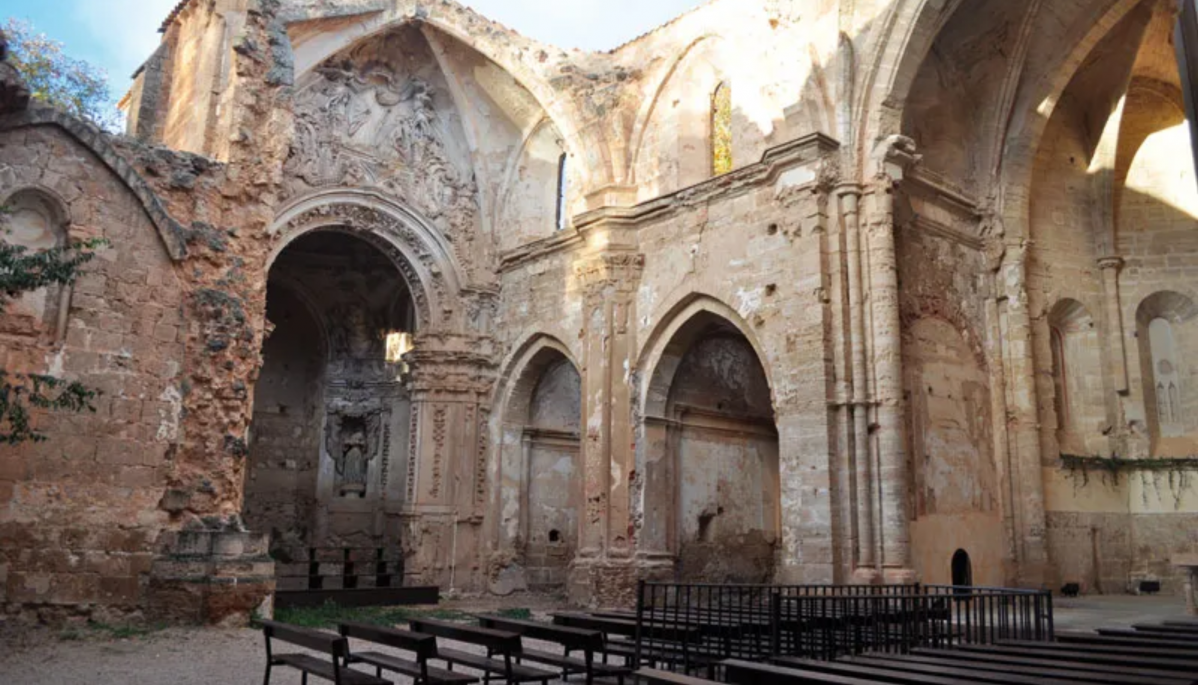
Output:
[0, 209, 105, 444]
[1061, 453, 1198, 510]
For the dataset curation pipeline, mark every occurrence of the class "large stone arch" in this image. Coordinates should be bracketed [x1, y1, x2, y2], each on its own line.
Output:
[486, 333, 582, 593]
[634, 293, 780, 582]
[270, 189, 466, 331]
[637, 293, 776, 419]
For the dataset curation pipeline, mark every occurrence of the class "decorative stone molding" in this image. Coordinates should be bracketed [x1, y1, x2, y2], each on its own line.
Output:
[272, 190, 468, 328]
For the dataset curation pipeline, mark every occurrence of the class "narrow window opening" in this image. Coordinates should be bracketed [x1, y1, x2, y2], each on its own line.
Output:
[556, 153, 569, 231]
[711, 82, 733, 176]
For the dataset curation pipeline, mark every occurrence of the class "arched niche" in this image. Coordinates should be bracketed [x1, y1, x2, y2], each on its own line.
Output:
[1047, 299, 1105, 455]
[0, 187, 72, 340]
[640, 305, 779, 584]
[246, 230, 417, 562]
[490, 336, 581, 593]
[1136, 291, 1198, 455]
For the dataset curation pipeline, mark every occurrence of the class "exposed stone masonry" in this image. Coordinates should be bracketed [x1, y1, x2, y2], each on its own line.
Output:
[2, 0, 1198, 623]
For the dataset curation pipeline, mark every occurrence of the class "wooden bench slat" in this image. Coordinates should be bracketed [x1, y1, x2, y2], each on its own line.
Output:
[273, 653, 391, 685]
[722, 658, 879, 685]
[348, 651, 479, 685]
[772, 656, 981, 685]
[634, 668, 720, 685]
[847, 654, 1106, 685]
[956, 644, 1198, 672]
[914, 647, 1197, 681]
[995, 639, 1198, 660]
[878, 652, 1189, 685]
[435, 647, 557, 683]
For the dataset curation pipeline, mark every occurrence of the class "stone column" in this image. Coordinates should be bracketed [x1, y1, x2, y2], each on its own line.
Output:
[1098, 257, 1129, 395]
[862, 142, 917, 581]
[999, 243, 1050, 586]
[403, 333, 497, 590]
[839, 185, 878, 582]
[568, 243, 648, 607]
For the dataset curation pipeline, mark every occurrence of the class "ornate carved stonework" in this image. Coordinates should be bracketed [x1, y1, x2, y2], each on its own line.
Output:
[285, 54, 480, 281]
[282, 202, 449, 325]
[325, 401, 384, 498]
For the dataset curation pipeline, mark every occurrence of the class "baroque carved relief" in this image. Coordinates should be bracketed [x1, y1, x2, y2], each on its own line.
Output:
[285, 55, 480, 281]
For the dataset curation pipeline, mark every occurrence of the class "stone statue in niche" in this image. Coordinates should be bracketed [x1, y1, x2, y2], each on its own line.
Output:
[284, 56, 480, 256]
[326, 410, 382, 498]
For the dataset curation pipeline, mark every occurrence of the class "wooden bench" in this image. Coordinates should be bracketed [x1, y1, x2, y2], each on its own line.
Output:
[340, 622, 479, 685]
[261, 620, 390, 685]
[954, 643, 1198, 673]
[477, 614, 631, 685]
[410, 618, 558, 685]
[633, 668, 721, 685]
[772, 656, 989, 685]
[910, 646, 1194, 682]
[882, 651, 1190, 685]
[552, 613, 707, 673]
[844, 654, 1106, 685]
[721, 659, 875, 685]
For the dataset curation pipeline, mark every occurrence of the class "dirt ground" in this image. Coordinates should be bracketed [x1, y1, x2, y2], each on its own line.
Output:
[0, 594, 1190, 685]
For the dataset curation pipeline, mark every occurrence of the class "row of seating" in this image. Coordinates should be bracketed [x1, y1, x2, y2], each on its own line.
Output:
[635, 618, 1198, 685]
[261, 614, 636, 685]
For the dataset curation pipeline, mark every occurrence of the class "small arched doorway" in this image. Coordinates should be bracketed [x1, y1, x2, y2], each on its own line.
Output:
[952, 549, 973, 587]
[245, 230, 416, 560]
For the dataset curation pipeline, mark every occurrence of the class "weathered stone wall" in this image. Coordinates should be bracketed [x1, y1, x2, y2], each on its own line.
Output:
[0, 125, 187, 622]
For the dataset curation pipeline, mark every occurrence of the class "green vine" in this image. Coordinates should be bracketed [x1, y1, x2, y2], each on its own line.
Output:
[1061, 453, 1198, 510]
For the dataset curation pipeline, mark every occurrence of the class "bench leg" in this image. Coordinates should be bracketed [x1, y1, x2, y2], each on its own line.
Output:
[262, 661, 272, 685]
[301, 673, 308, 685]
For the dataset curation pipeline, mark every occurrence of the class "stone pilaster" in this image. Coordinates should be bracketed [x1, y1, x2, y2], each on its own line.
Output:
[1098, 256, 1129, 395]
[402, 333, 497, 589]
[998, 242, 1050, 586]
[863, 137, 920, 582]
[567, 244, 649, 606]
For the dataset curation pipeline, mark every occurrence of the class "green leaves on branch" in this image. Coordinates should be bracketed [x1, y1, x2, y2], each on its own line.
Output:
[0, 237, 106, 306]
[3, 18, 122, 131]
[0, 371, 98, 445]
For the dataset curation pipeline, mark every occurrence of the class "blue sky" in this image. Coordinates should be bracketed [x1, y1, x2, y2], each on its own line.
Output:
[5, 0, 708, 95]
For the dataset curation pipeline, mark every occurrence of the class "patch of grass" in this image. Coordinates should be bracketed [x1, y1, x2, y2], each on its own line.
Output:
[274, 603, 471, 629]
[58, 627, 83, 641]
[495, 607, 532, 620]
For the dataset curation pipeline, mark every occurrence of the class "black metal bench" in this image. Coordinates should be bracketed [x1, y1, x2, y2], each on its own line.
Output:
[261, 620, 390, 685]
[340, 622, 479, 685]
[410, 617, 558, 685]
[477, 614, 632, 685]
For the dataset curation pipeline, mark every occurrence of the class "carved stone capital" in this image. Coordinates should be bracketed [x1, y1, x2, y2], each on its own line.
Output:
[406, 333, 497, 398]
[1098, 256, 1125, 272]
[574, 252, 646, 298]
[871, 134, 922, 183]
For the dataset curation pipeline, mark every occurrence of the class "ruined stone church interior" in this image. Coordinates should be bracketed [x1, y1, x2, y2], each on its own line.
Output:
[3, 0, 1198, 622]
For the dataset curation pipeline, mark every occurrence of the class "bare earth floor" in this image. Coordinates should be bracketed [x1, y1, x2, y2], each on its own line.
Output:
[0, 595, 1191, 685]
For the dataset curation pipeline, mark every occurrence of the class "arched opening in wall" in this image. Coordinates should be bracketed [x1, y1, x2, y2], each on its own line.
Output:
[646, 311, 779, 584]
[1048, 299, 1104, 456]
[951, 549, 973, 588]
[0, 188, 72, 340]
[1136, 291, 1198, 456]
[245, 230, 416, 565]
[711, 81, 733, 177]
[500, 343, 581, 591]
[555, 153, 570, 232]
